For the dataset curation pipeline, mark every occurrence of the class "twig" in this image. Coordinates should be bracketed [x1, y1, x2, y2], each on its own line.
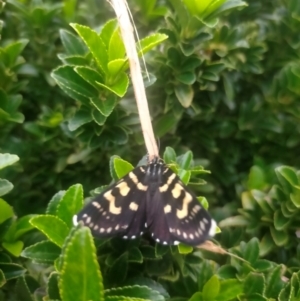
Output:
[109, 0, 159, 161]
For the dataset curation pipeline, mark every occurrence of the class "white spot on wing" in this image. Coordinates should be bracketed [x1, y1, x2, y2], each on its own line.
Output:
[173, 241, 180, 245]
[200, 221, 206, 231]
[129, 202, 139, 211]
[92, 201, 101, 208]
[73, 215, 78, 226]
[164, 204, 172, 214]
[209, 219, 217, 237]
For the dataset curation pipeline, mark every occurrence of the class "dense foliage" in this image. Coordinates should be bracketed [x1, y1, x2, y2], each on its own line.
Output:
[1, 0, 300, 300]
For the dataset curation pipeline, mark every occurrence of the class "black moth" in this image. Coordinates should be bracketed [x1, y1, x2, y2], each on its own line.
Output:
[73, 157, 216, 246]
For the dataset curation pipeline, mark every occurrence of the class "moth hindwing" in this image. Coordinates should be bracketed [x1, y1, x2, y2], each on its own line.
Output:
[74, 158, 216, 246]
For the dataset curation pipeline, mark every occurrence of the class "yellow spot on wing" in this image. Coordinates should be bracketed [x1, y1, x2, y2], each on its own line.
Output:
[176, 192, 193, 219]
[159, 173, 176, 192]
[171, 183, 183, 198]
[129, 172, 148, 191]
[103, 190, 121, 215]
[116, 181, 130, 196]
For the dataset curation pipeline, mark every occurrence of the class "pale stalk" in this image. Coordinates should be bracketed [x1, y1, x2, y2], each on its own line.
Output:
[110, 0, 159, 161]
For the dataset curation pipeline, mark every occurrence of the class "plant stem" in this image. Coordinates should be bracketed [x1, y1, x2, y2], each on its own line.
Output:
[110, 0, 159, 161]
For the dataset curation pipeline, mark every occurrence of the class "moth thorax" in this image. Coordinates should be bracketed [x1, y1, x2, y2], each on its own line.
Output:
[146, 163, 164, 182]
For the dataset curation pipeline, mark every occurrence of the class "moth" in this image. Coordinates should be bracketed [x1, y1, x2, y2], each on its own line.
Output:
[73, 157, 216, 246]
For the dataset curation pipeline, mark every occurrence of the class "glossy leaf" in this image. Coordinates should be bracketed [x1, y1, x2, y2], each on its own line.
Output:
[70, 23, 108, 73]
[30, 215, 69, 247]
[21, 241, 61, 263]
[59, 227, 104, 301]
[56, 184, 83, 227]
[0, 199, 14, 224]
[0, 153, 19, 170]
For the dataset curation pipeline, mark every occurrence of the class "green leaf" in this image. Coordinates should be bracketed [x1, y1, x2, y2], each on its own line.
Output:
[60, 29, 87, 55]
[178, 169, 191, 185]
[68, 107, 93, 131]
[92, 109, 107, 126]
[177, 151, 193, 170]
[114, 157, 134, 179]
[3, 39, 28, 67]
[247, 166, 267, 190]
[74, 66, 104, 91]
[203, 275, 220, 300]
[128, 247, 143, 263]
[0, 269, 5, 287]
[215, 279, 243, 301]
[56, 184, 83, 228]
[244, 272, 265, 295]
[30, 215, 69, 247]
[59, 227, 104, 301]
[0, 263, 26, 280]
[176, 72, 196, 85]
[14, 276, 37, 301]
[276, 166, 299, 188]
[0, 199, 14, 224]
[47, 272, 60, 300]
[2, 241, 24, 257]
[259, 233, 275, 257]
[270, 227, 288, 247]
[51, 66, 99, 98]
[274, 210, 290, 231]
[95, 72, 129, 97]
[105, 285, 165, 301]
[178, 243, 193, 254]
[109, 253, 128, 283]
[107, 59, 127, 76]
[70, 23, 108, 73]
[99, 19, 118, 49]
[21, 241, 61, 263]
[137, 33, 168, 56]
[108, 28, 125, 61]
[12, 215, 36, 240]
[265, 265, 285, 298]
[0, 179, 13, 196]
[154, 112, 178, 137]
[46, 191, 66, 215]
[241, 238, 259, 265]
[207, 0, 248, 20]
[189, 292, 204, 301]
[0, 153, 19, 170]
[175, 84, 194, 108]
[90, 95, 117, 117]
[163, 147, 177, 164]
